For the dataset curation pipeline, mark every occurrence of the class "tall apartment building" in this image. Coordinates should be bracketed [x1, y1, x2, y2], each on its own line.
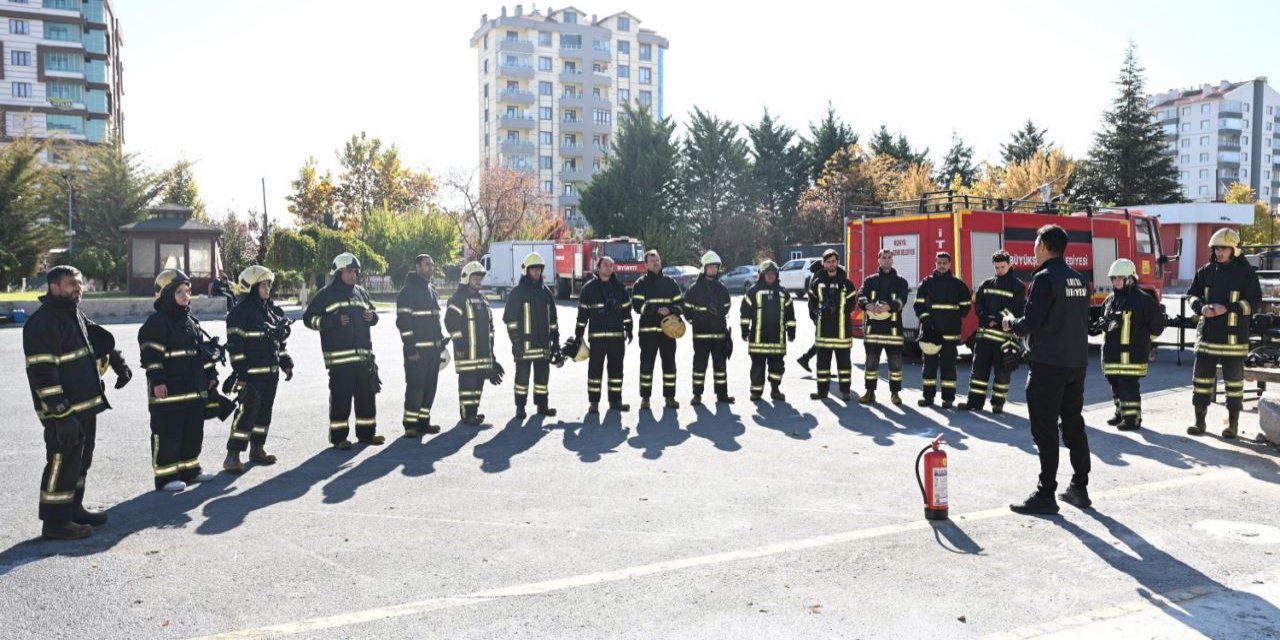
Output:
[1148, 77, 1280, 208]
[0, 0, 124, 155]
[471, 5, 668, 227]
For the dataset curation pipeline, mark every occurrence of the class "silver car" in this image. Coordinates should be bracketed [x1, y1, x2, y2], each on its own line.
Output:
[662, 265, 701, 291]
[720, 265, 760, 294]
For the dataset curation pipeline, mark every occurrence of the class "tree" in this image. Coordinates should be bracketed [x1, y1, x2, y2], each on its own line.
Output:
[214, 206, 263, 280]
[1073, 42, 1184, 206]
[162, 158, 208, 221]
[957, 148, 1076, 203]
[936, 133, 978, 187]
[267, 225, 386, 290]
[793, 144, 887, 245]
[746, 109, 808, 250]
[869, 124, 929, 171]
[1226, 183, 1277, 247]
[363, 208, 462, 285]
[333, 133, 437, 234]
[579, 104, 682, 239]
[894, 162, 941, 201]
[680, 107, 758, 267]
[443, 166, 544, 259]
[0, 138, 60, 288]
[287, 156, 340, 229]
[803, 103, 858, 184]
[1001, 120, 1049, 167]
[72, 139, 167, 289]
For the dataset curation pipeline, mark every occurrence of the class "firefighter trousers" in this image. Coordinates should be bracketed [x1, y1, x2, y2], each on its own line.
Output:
[922, 343, 959, 401]
[815, 347, 852, 394]
[39, 413, 96, 522]
[328, 363, 377, 444]
[150, 404, 204, 490]
[749, 354, 784, 396]
[692, 339, 729, 398]
[863, 344, 903, 393]
[227, 373, 279, 452]
[1106, 375, 1143, 427]
[458, 370, 486, 418]
[587, 339, 626, 404]
[966, 341, 1011, 409]
[1192, 354, 1245, 412]
[639, 332, 677, 399]
[514, 358, 550, 408]
[1026, 362, 1090, 492]
[403, 350, 441, 428]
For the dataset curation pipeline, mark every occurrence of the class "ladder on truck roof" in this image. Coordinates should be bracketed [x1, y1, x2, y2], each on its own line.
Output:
[845, 190, 1128, 220]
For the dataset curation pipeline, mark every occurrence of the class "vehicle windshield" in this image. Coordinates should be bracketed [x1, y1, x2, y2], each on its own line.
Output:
[781, 260, 803, 271]
[600, 241, 645, 262]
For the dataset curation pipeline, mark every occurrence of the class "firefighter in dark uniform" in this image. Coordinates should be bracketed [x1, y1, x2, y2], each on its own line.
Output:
[857, 248, 910, 405]
[576, 256, 633, 413]
[24, 265, 127, 539]
[809, 249, 859, 401]
[139, 269, 220, 492]
[1187, 228, 1262, 438]
[1004, 225, 1093, 514]
[632, 249, 684, 410]
[914, 252, 972, 408]
[684, 251, 735, 405]
[303, 252, 384, 449]
[504, 252, 560, 419]
[959, 250, 1025, 413]
[741, 260, 795, 401]
[446, 262, 503, 425]
[222, 265, 293, 472]
[1092, 259, 1167, 432]
[397, 254, 446, 437]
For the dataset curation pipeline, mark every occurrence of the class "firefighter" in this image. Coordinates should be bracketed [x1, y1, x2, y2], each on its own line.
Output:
[576, 256, 633, 412]
[504, 252, 560, 419]
[446, 262, 503, 425]
[303, 252, 384, 449]
[914, 252, 972, 408]
[795, 259, 825, 373]
[741, 260, 796, 401]
[685, 251, 735, 405]
[808, 249, 859, 401]
[398, 254, 446, 437]
[139, 269, 220, 492]
[959, 251, 1025, 413]
[1187, 227, 1262, 438]
[1092, 259, 1167, 431]
[222, 265, 294, 472]
[856, 248, 909, 405]
[632, 249, 684, 410]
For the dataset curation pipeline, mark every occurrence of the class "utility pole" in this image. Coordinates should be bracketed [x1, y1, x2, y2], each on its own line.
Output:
[61, 173, 75, 254]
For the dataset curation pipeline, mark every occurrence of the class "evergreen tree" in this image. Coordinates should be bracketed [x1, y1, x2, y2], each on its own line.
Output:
[936, 133, 978, 187]
[1000, 120, 1049, 167]
[579, 103, 682, 240]
[680, 107, 757, 267]
[746, 109, 808, 249]
[869, 124, 928, 171]
[0, 138, 59, 287]
[803, 103, 858, 184]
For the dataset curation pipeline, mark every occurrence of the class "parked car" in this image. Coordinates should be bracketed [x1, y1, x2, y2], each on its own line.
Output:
[778, 257, 822, 298]
[662, 265, 700, 291]
[1247, 250, 1280, 271]
[720, 265, 760, 294]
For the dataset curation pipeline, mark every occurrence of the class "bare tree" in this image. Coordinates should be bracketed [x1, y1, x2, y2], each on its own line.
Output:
[442, 166, 544, 259]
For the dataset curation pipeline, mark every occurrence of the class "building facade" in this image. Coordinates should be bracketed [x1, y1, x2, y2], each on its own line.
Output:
[471, 5, 668, 228]
[1148, 77, 1280, 208]
[0, 0, 124, 153]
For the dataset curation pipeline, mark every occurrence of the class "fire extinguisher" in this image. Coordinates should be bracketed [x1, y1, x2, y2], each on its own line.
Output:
[914, 434, 948, 521]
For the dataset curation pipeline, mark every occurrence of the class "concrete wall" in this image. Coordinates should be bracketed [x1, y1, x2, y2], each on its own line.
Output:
[1, 295, 229, 323]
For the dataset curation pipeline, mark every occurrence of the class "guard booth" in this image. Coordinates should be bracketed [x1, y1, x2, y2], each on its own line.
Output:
[120, 203, 223, 296]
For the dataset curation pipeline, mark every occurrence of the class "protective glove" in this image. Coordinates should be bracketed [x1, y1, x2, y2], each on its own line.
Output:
[108, 350, 132, 389]
[787, 329, 796, 342]
[489, 361, 505, 386]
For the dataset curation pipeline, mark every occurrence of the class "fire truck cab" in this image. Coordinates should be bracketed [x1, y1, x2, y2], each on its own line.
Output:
[554, 236, 648, 298]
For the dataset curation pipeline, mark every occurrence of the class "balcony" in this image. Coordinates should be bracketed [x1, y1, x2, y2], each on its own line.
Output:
[1219, 137, 1242, 151]
[590, 71, 613, 86]
[561, 142, 585, 156]
[589, 94, 612, 107]
[559, 193, 581, 207]
[1158, 110, 1179, 124]
[498, 89, 535, 105]
[1218, 151, 1242, 165]
[498, 63, 534, 79]
[561, 117, 588, 133]
[498, 115, 535, 130]
[499, 139, 535, 154]
[560, 167, 590, 183]
[559, 43, 583, 58]
[559, 69, 585, 84]
[497, 38, 534, 54]
[1218, 118, 1245, 132]
[560, 92, 588, 109]
[1220, 100, 1244, 117]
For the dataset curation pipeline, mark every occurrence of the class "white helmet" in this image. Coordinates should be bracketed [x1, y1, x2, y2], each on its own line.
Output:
[331, 252, 361, 274]
[919, 339, 942, 356]
[1208, 227, 1241, 256]
[521, 252, 546, 274]
[238, 265, 275, 290]
[1107, 258, 1137, 279]
[461, 261, 487, 282]
[700, 251, 722, 272]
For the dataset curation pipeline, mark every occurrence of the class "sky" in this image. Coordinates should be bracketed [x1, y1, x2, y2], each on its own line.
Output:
[118, 0, 1280, 221]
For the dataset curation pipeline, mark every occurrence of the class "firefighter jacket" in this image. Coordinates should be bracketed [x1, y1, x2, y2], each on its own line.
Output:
[396, 271, 444, 358]
[856, 267, 909, 347]
[684, 275, 732, 341]
[304, 276, 379, 368]
[632, 270, 684, 335]
[1098, 285, 1166, 377]
[973, 272, 1026, 344]
[1187, 256, 1262, 358]
[1011, 257, 1091, 368]
[575, 275, 632, 342]
[740, 280, 795, 355]
[504, 275, 560, 361]
[226, 294, 293, 377]
[808, 267, 859, 349]
[139, 295, 219, 412]
[914, 270, 973, 344]
[24, 294, 111, 422]
[445, 285, 496, 372]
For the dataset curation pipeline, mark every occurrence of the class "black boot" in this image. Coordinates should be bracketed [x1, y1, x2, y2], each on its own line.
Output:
[422, 423, 441, 434]
[665, 397, 680, 409]
[72, 485, 107, 526]
[249, 443, 277, 465]
[1105, 413, 1124, 427]
[771, 388, 786, 402]
[1010, 489, 1060, 515]
[990, 403, 1004, 415]
[918, 397, 934, 407]
[1118, 418, 1141, 432]
[1058, 484, 1092, 510]
[515, 405, 528, 420]
[537, 403, 557, 417]
[1222, 409, 1240, 439]
[717, 395, 735, 405]
[797, 352, 813, 372]
[1187, 406, 1208, 435]
[42, 520, 92, 540]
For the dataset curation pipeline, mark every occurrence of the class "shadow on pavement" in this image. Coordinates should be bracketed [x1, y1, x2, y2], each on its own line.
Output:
[753, 400, 819, 440]
[473, 415, 551, 473]
[931, 519, 985, 555]
[686, 402, 745, 452]
[562, 410, 630, 462]
[628, 407, 690, 459]
[199, 449, 347, 534]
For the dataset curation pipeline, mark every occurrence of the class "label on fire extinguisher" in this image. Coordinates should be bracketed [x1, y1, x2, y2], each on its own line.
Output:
[931, 468, 948, 508]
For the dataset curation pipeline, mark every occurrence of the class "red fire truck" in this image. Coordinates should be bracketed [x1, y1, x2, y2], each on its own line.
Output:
[845, 192, 1181, 347]
[554, 236, 648, 298]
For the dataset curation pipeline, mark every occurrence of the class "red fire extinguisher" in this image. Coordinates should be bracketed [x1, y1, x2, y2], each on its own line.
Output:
[914, 434, 948, 521]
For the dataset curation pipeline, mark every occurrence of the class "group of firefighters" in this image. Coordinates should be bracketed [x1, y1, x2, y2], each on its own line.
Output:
[22, 225, 1261, 538]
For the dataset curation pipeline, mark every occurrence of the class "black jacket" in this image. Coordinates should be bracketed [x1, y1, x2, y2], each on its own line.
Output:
[683, 274, 732, 340]
[504, 275, 560, 360]
[856, 267, 909, 347]
[226, 291, 293, 377]
[1187, 256, 1262, 358]
[139, 296, 219, 412]
[396, 272, 445, 358]
[23, 294, 111, 422]
[809, 267, 859, 348]
[740, 279, 795, 354]
[1097, 285, 1166, 377]
[1011, 257, 1091, 368]
[973, 272, 1026, 344]
[914, 271, 973, 344]
[303, 276, 378, 368]
[575, 275, 632, 342]
[445, 286, 496, 372]
[632, 270, 684, 336]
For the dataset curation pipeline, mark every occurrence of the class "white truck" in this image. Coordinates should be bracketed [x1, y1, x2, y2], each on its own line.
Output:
[481, 241, 557, 300]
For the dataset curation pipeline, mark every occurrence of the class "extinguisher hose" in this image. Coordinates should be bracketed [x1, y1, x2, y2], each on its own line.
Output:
[914, 444, 932, 506]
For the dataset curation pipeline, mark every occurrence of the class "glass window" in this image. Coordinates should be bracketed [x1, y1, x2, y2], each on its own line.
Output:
[639, 67, 651, 84]
[46, 82, 83, 102]
[1182, 106, 1191, 116]
[617, 88, 630, 102]
[44, 22, 80, 42]
[43, 51, 83, 72]
[564, 10, 577, 23]
[538, 31, 552, 46]
[618, 41, 630, 55]
[1200, 119, 1209, 130]
[540, 155, 552, 169]
[639, 90, 652, 106]
[539, 81, 552, 96]
[617, 65, 630, 78]
[539, 56, 552, 71]
[1180, 139, 1190, 148]
[640, 43, 652, 61]
[131, 238, 156, 277]
[539, 106, 552, 120]
[539, 131, 553, 145]
[11, 82, 31, 98]
[8, 19, 29, 35]
[617, 16, 630, 31]
[1199, 136, 1209, 146]
[159, 243, 186, 272]
[45, 114, 83, 134]
[10, 50, 31, 66]
[189, 239, 212, 278]
[1202, 103, 1210, 113]
[1199, 169, 1209, 179]
[1200, 153, 1209, 162]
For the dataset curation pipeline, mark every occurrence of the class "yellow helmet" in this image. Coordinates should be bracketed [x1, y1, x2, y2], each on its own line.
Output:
[153, 269, 191, 298]
[238, 265, 274, 290]
[1107, 258, 1136, 279]
[331, 252, 361, 274]
[867, 307, 892, 322]
[919, 339, 942, 356]
[1208, 228, 1241, 256]
[575, 341, 590, 362]
[700, 251, 722, 271]
[521, 252, 546, 274]
[461, 261, 487, 281]
[661, 314, 686, 339]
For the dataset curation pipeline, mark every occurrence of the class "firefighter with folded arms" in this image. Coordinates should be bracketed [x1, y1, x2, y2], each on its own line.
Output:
[631, 249, 684, 410]
[139, 269, 220, 492]
[914, 252, 972, 408]
[446, 262, 503, 425]
[740, 260, 796, 402]
[808, 249, 859, 401]
[504, 253, 560, 419]
[684, 251, 735, 405]
[575, 256, 633, 413]
[1186, 228, 1262, 438]
[222, 265, 294, 472]
[398, 254, 447, 437]
[959, 250, 1025, 413]
[1091, 259, 1166, 431]
[856, 248, 909, 406]
[303, 252, 384, 450]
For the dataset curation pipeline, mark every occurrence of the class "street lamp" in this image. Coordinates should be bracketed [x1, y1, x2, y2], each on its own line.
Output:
[60, 172, 75, 255]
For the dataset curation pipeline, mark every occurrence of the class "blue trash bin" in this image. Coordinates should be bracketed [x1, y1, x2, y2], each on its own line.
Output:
[12, 308, 27, 324]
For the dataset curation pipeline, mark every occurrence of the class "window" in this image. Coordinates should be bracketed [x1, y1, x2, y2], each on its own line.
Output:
[540, 155, 552, 170]
[539, 56, 552, 71]
[159, 243, 186, 272]
[563, 10, 577, 24]
[617, 65, 630, 78]
[1200, 136, 1209, 146]
[1180, 171, 1189, 181]
[640, 43, 652, 61]
[1181, 123, 1190, 132]
[1269, 106, 1275, 116]
[539, 106, 552, 120]
[1180, 154, 1190, 164]
[1200, 119, 1209, 130]
[563, 61, 577, 73]
[1202, 103, 1211, 113]
[1244, 103, 1250, 112]
[1182, 106, 1191, 116]
[131, 239, 156, 277]
[564, 183, 577, 196]
[560, 34, 582, 49]
[639, 90, 652, 106]
[1242, 169, 1248, 179]
[562, 109, 578, 123]
[1199, 185, 1209, 196]
[11, 82, 31, 98]
[1244, 153, 1249, 162]
[1200, 153, 1209, 162]
[542, 180, 553, 193]
[617, 16, 631, 31]
[617, 88, 630, 102]
[483, 35, 489, 50]
[1180, 139, 1190, 148]
[189, 240, 212, 278]
[618, 41, 630, 55]
[539, 81, 552, 96]
[539, 131, 553, 145]
[505, 131, 520, 142]
[1135, 219, 1155, 254]
[8, 19, 28, 35]
[593, 109, 611, 125]
[1199, 169, 1209, 179]
[1244, 136, 1250, 145]
[483, 59, 489, 73]
[10, 50, 30, 66]
[538, 31, 551, 46]
[44, 22, 80, 42]
[1269, 122, 1275, 132]
[46, 82, 82, 102]
[639, 67, 651, 84]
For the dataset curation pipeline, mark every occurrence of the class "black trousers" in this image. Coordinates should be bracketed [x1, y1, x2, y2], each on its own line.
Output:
[1192, 353, 1245, 412]
[403, 350, 441, 427]
[966, 340, 1011, 409]
[150, 403, 205, 489]
[816, 347, 852, 394]
[514, 358, 550, 407]
[458, 370, 486, 418]
[692, 339, 729, 398]
[39, 412, 97, 522]
[922, 343, 959, 401]
[639, 332, 677, 399]
[1025, 362, 1090, 491]
[328, 363, 377, 443]
[863, 344, 903, 392]
[227, 373, 279, 451]
[587, 339, 626, 403]
[749, 353, 784, 395]
[1106, 375, 1143, 426]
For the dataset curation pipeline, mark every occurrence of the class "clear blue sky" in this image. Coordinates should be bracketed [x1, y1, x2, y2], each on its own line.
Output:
[118, 0, 1279, 219]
